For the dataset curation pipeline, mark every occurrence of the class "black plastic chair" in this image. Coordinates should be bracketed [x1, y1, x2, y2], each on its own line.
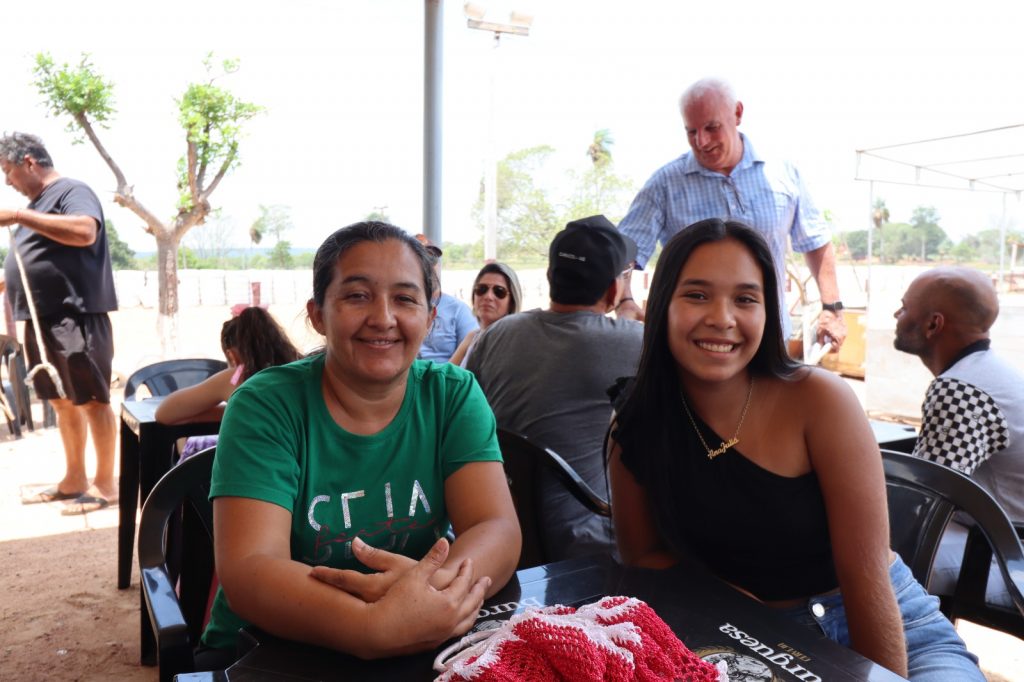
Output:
[496, 428, 611, 570]
[138, 446, 216, 682]
[881, 449, 1024, 637]
[0, 334, 29, 437]
[119, 357, 226, 606]
[124, 358, 228, 401]
[0, 333, 55, 435]
[947, 523, 1024, 638]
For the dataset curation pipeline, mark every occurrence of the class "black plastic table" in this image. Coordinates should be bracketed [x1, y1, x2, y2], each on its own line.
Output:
[175, 555, 906, 681]
[118, 397, 220, 589]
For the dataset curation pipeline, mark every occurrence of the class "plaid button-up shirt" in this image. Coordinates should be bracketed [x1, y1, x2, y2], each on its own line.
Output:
[619, 134, 831, 336]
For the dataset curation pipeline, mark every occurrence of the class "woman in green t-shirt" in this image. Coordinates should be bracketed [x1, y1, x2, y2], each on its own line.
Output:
[198, 221, 521, 668]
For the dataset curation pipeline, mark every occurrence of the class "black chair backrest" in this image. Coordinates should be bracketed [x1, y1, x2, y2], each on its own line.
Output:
[138, 447, 216, 682]
[124, 358, 228, 401]
[0, 334, 29, 436]
[881, 449, 1024, 626]
[496, 428, 610, 570]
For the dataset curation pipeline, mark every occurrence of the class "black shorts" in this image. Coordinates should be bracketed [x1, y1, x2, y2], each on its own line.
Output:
[24, 313, 114, 405]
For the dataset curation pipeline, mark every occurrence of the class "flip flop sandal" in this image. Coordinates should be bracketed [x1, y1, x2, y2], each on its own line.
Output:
[60, 494, 115, 516]
[22, 486, 85, 505]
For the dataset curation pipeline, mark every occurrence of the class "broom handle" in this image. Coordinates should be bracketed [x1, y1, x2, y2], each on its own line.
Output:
[7, 225, 66, 399]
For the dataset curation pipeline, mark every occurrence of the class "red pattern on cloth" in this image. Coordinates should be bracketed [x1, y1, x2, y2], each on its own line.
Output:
[434, 596, 725, 682]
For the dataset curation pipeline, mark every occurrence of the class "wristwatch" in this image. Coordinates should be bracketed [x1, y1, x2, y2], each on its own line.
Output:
[821, 301, 844, 313]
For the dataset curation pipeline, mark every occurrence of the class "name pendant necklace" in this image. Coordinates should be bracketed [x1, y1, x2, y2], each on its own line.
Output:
[680, 376, 755, 460]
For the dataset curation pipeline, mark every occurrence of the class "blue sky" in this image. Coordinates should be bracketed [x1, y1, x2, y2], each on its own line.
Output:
[3, 0, 1022, 254]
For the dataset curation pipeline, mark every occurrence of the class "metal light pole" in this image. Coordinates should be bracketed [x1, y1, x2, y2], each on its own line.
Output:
[423, 0, 444, 246]
[464, 3, 532, 262]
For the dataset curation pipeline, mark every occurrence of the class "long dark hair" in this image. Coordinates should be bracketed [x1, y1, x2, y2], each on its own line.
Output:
[221, 307, 301, 383]
[311, 221, 436, 309]
[614, 219, 802, 471]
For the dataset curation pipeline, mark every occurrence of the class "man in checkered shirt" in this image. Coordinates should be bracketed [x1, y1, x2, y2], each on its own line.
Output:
[616, 77, 847, 350]
[895, 266, 1024, 604]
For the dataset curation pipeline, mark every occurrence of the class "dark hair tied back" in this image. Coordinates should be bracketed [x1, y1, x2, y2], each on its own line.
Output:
[221, 307, 301, 383]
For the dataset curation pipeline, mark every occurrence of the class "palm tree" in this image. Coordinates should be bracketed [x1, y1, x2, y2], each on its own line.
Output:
[872, 198, 890, 262]
[871, 198, 890, 231]
[587, 129, 614, 167]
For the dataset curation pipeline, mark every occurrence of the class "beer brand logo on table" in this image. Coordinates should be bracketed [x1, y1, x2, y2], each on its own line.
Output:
[695, 623, 821, 682]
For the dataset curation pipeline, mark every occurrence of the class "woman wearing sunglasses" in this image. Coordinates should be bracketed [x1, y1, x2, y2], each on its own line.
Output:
[449, 262, 523, 367]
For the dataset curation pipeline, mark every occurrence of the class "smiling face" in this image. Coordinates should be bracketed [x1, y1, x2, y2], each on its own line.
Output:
[667, 238, 766, 387]
[307, 239, 435, 389]
[683, 91, 744, 176]
[472, 272, 511, 328]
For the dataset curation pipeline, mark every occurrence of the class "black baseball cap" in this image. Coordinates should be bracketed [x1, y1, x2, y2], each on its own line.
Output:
[547, 215, 636, 305]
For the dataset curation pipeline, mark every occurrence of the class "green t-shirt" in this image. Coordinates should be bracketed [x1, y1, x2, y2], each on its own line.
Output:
[202, 356, 501, 650]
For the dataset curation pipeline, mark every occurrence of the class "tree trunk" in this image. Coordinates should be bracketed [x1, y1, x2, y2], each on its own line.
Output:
[155, 233, 182, 356]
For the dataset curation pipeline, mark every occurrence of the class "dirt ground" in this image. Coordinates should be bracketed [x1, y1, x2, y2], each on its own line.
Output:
[0, 304, 1022, 681]
[0, 303, 308, 682]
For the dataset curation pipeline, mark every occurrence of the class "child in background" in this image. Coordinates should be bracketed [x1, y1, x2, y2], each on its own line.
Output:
[155, 307, 301, 456]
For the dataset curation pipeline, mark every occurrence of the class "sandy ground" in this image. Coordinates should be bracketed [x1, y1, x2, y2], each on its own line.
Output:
[0, 303, 1022, 681]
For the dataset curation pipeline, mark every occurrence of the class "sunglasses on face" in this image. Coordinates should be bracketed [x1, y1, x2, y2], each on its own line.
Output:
[474, 283, 509, 300]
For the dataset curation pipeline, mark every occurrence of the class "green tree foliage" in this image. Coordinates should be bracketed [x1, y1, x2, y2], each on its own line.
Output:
[871, 199, 889, 230]
[909, 206, 950, 260]
[565, 130, 636, 227]
[176, 56, 262, 212]
[973, 227, 1023, 263]
[564, 163, 636, 225]
[474, 145, 559, 261]
[866, 205, 950, 262]
[841, 230, 869, 260]
[32, 51, 262, 351]
[439, 241, 484, 268]
[880, 222, 921, 261]
[105, 220, 136, 269]
[869, 198, 890, 260]
[950, 237, 980, 263]
[474, 131, 637, 263]
[587, 129, 614, 167]
[268, 240, 294, 269]
[33, 53, 115, 141]
[250, 204, 291, 246]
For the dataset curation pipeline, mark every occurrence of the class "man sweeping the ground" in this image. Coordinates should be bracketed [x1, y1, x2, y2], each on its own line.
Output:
[0, 131, 118, 515]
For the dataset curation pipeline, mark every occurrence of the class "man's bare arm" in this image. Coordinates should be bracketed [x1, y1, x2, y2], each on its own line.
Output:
[615, 275, 645, 321]
[804, 242, 847, 349]
[0, 208, 98, 247]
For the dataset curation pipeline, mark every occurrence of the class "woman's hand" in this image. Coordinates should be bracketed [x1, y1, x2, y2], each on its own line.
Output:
[311, 536, 465, 602]
[310, 537, 413, 603]
[363, 537, 491, 656]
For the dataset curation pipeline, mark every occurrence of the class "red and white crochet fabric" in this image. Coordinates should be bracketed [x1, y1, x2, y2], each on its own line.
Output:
[433, 596, 727, 682]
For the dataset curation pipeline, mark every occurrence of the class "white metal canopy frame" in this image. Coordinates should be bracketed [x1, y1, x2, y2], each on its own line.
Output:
[854, 123, 1024, 297]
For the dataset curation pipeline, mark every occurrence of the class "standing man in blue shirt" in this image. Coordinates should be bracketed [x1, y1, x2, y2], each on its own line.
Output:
[416, 235, 477, 363]
[617, 77, 846, 350]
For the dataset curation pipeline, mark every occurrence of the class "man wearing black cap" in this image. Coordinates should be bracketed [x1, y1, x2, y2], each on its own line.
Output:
[466, 215, 643, 561]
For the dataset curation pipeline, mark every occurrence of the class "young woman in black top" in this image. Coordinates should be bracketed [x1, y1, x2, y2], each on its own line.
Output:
[608, 219, 982, 680]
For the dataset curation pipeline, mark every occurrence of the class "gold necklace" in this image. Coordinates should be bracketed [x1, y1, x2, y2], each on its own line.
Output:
[680, 376, 755, 460]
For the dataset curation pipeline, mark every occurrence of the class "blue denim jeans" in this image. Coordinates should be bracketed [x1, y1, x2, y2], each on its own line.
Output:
[778, 555, 983, 681]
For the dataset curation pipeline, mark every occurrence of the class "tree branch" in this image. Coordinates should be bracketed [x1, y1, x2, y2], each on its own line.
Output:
[200, 144, 236, 202]
[76, 113, 127, 190]
[195, 123, 211, 191]
[76, 112, 167, 238]
[186, 138, 201, 204]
